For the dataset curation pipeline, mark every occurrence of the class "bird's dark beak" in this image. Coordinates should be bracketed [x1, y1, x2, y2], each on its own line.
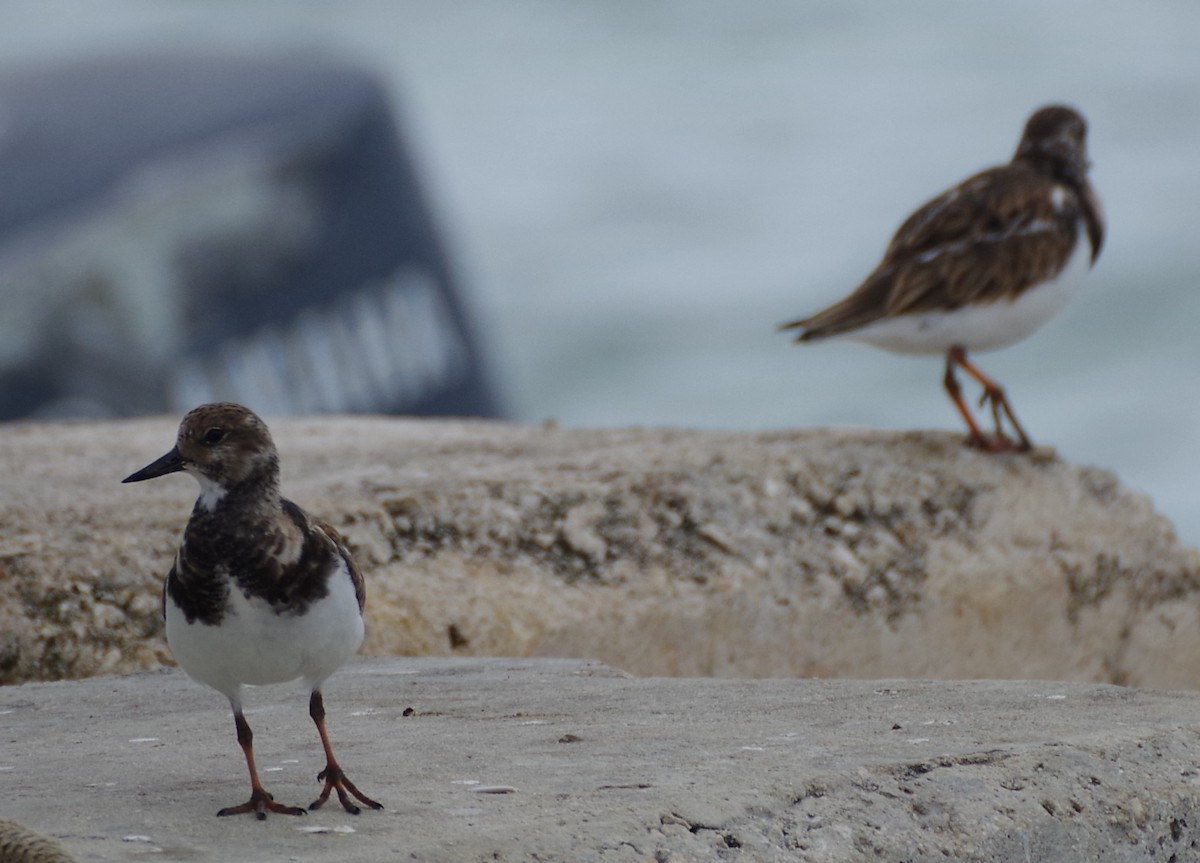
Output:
[122, 446, 186, 483]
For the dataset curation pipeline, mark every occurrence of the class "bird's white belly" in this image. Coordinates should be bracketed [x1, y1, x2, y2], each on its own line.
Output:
[165, 559, 364, 699]
[845, 233, 1092, 355]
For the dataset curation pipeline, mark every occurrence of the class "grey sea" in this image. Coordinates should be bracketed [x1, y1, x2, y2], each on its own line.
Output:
[6, 1, 1200, 543]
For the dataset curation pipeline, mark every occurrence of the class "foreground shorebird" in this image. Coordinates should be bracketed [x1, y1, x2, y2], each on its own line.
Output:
[781, 104, 1104, 451]
[123, 402, 382, 819]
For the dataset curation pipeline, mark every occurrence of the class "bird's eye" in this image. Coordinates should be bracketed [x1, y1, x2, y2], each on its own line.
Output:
[202, 427, 227, 446]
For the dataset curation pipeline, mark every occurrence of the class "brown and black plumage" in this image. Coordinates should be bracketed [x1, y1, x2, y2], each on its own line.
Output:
[782, 104, 1104, 451]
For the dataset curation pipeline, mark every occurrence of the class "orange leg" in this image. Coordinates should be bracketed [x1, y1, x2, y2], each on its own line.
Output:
[217, 708, 307, 820]
[944, 346, 1032, 452]
[308, 690, 383, 814]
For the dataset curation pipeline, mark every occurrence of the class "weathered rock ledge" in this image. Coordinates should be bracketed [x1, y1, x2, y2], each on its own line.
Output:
[1, 416, 1198, 686]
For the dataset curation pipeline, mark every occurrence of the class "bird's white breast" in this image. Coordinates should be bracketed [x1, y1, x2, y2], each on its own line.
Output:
[164, 558, 364, 700]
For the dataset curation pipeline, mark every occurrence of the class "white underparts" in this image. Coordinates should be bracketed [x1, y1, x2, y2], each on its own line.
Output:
[164, 556, 364, 703]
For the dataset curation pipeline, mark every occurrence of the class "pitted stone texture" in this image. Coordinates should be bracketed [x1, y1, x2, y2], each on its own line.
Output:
[1, 417, 1197, 685]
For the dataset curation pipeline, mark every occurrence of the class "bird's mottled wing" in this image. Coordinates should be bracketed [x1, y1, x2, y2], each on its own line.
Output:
[783, 164, 1084, 340]
[880, 165, 1079, 313]
[313, 518, 366, 613]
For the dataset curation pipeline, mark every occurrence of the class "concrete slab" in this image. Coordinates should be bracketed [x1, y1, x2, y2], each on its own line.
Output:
[4, 658, 1200, 861]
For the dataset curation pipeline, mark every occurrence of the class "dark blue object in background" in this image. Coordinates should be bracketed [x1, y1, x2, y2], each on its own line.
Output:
[0, 50, 502, 420]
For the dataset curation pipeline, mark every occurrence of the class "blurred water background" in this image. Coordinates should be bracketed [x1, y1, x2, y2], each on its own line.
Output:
[3, 2, 1199, 544]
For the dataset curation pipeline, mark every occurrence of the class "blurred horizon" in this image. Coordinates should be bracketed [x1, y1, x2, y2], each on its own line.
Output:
[2, 1, 1199, 544]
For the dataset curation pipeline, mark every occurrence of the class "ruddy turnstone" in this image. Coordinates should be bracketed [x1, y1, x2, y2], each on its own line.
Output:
[781, 104, 1104, 451]
[122, 402, 382, 819]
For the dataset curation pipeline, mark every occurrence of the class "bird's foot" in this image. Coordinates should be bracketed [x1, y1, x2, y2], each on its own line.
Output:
[217, 787, 307, 820]
[975, 389, 1032, 452]
[967, 431, 1031, 454]
[310, 763, 383, 814]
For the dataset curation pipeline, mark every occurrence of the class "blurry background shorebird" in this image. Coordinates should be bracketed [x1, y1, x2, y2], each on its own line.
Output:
[780, 104, 1104, 452]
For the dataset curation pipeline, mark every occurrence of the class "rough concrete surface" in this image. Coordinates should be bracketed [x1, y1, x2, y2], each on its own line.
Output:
[2, 416, 1199, 687]
[4, 657, 1200, 863]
